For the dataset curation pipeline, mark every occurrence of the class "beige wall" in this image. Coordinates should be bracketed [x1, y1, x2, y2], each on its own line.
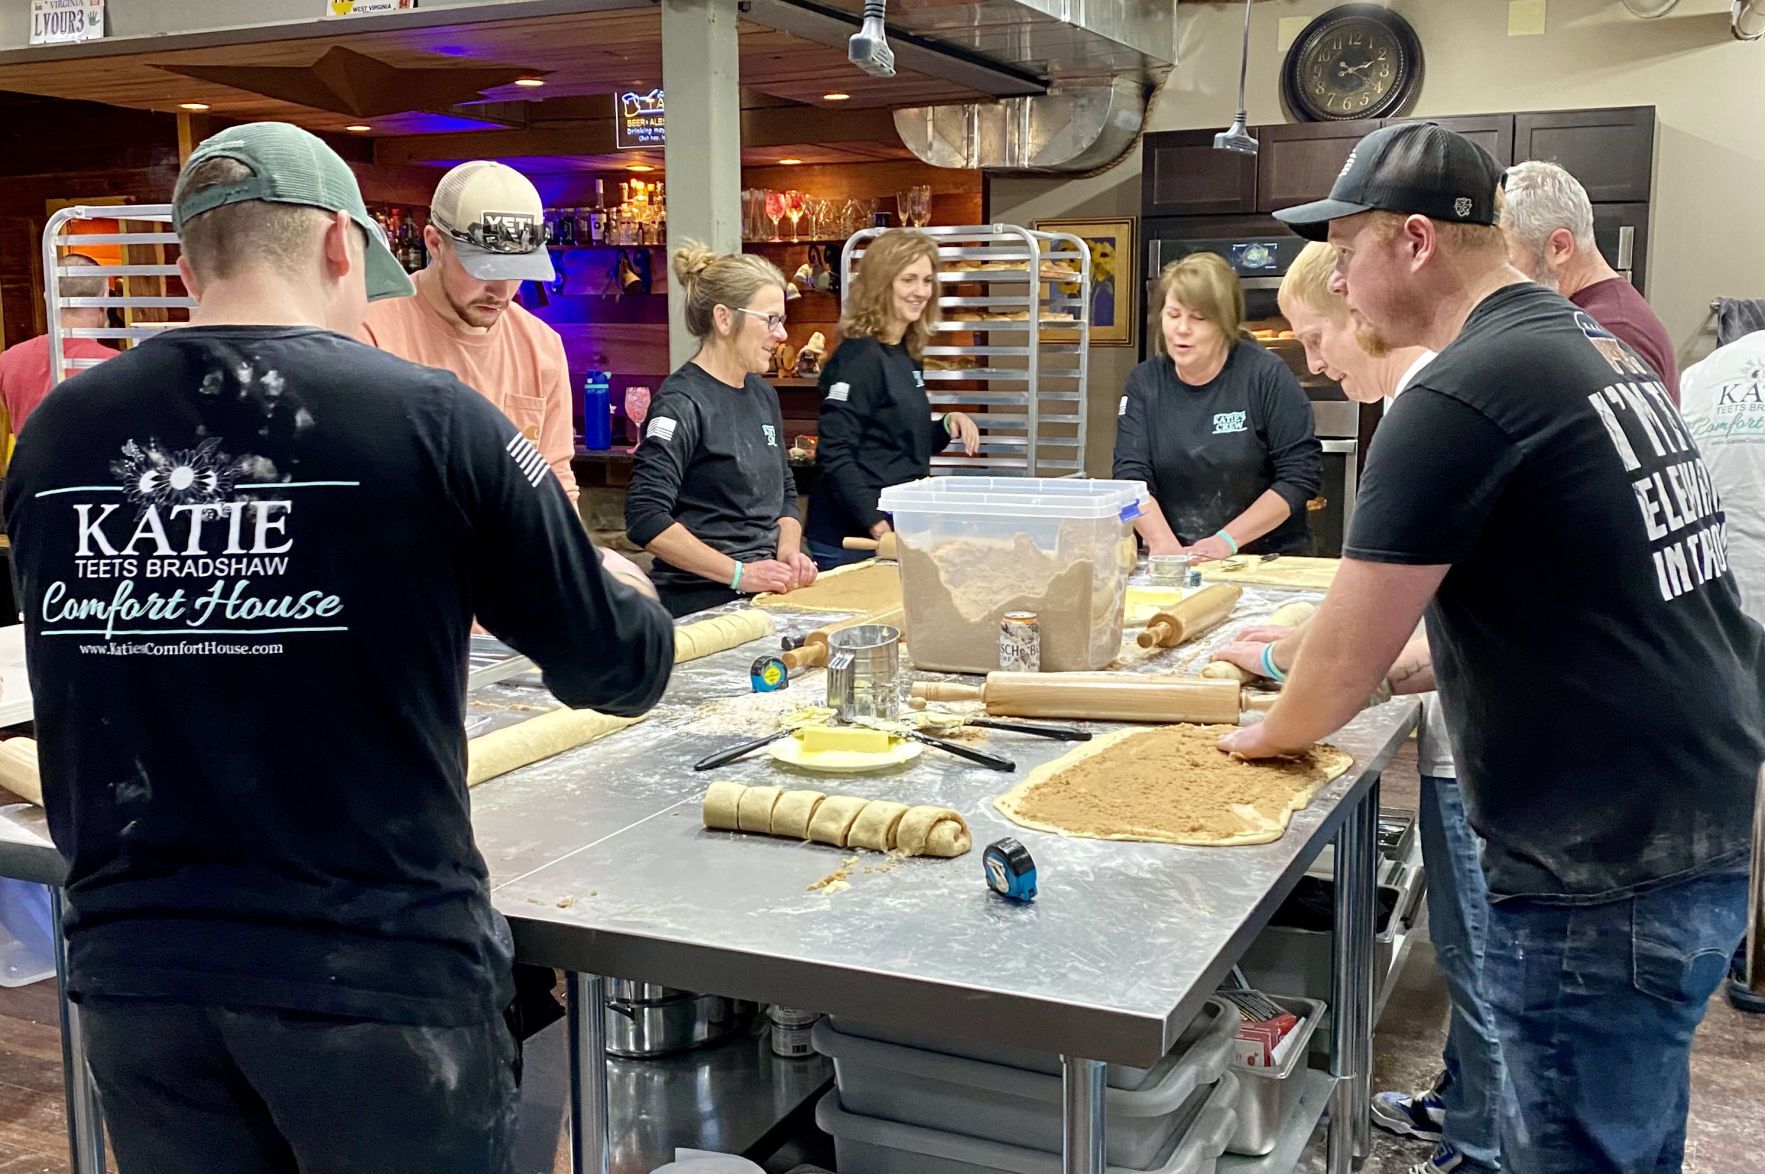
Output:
[989, 0, 1765, 474]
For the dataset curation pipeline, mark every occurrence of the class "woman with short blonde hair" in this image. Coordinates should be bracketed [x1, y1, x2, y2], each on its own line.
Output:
[1113, 250, 1321, 558]
[625, 243, 818, 615]
[806, 229, 979, 568]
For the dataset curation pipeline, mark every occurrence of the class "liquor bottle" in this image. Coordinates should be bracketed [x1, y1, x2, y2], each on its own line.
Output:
[543, 207, 560, 245]
[556, 205, 577, 247]
[588, 180, 608, 246]
[581, 356, 612, 449]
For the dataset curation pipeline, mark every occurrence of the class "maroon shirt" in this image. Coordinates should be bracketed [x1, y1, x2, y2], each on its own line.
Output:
[1569, 278, 1679, 404]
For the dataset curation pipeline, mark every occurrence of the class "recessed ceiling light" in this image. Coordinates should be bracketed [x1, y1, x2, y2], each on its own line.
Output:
[627, 164, 655, 172]
[778, 158, 803, 165]
[514, 77, 545, 87]
[823, 92, 851, 102]
[178, 102, 210, 111]
[345, 124, 372, 133]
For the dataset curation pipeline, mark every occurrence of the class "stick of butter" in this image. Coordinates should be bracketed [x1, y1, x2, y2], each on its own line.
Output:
[796, 725, 893, 754]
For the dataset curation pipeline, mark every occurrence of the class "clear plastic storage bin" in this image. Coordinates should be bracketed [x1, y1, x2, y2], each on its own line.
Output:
[0, 877, 56, 987]
[878, 477, 1147, 674]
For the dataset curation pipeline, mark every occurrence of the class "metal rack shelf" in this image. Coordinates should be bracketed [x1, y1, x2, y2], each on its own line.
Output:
[45, 204, 195, 388]
[842, 224, 1091, 477]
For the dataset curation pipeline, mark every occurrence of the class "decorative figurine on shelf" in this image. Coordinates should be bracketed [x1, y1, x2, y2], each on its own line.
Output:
[769, 341, 798, 378]
[797, 332, 827, 376]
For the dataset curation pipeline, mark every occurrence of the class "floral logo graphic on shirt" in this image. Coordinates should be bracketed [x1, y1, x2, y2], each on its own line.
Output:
[111, 438, 240, 511]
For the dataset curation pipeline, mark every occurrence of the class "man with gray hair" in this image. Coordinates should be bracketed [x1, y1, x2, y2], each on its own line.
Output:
[1501, 159, 1679, 402]
[0, 252, 116, 459]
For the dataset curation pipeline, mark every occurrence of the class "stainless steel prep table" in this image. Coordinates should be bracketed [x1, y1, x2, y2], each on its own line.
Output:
[0, 586, 1418, 1174]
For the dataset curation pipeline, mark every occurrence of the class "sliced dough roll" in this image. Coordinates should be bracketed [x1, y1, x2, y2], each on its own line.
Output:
[806, 795, 869, 846]
[771, 790, 827, 839]
[703, 781, 747, 830]
[737, 785, 784, 833]
[847, 800, 910, 852]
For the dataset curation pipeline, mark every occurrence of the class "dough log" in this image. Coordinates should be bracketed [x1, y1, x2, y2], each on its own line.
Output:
[467, 708, 642, 787]
[675, 610, 775, 662]
[1200, 601, 1318, 684]
[707, 784, 971, 857]
[0, 738, 42, 806]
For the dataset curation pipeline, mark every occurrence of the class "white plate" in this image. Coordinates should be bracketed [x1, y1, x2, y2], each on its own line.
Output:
[767, 736, 922, 774]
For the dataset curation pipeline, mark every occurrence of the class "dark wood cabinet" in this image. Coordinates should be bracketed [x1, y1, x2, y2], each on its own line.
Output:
[1591, 202, 1651, 295]
[1515, 107, 1654, 202]
[1143, 129, 1258, 216]
[1387, 113, 1515, 168]
[1253, 119, 1380, 212]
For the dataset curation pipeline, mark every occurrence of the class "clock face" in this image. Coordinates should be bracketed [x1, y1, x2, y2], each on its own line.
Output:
[1282, 7, 1423, 123]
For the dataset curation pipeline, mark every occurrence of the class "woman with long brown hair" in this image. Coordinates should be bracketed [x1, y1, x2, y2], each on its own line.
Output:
[805, 229, 980, 569]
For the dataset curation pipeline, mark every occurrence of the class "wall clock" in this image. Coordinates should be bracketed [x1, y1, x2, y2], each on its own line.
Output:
[1281, 5, 1424, 123]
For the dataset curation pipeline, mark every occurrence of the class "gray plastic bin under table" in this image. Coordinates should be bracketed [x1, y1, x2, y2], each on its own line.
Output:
[811, 999, 1237, 1169]
[814, 1073, 1239, 1174]
[829, 996, 1233, 1093]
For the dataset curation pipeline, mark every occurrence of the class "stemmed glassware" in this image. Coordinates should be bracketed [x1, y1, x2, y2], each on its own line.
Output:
[763, 189, 786, 242]
[912, 185, 932, 228]
[784, 190, 806, 242]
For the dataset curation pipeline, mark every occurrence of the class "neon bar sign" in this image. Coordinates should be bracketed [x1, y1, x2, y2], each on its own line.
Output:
[617, 89, 665, 150]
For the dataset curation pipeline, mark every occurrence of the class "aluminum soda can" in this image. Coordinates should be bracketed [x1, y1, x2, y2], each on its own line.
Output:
[1000, 611, 1041, 672]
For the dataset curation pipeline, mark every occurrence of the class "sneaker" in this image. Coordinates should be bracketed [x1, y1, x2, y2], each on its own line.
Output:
[1372, 1078, 1446, 1142]
[1406, 1142, 1464, 1174]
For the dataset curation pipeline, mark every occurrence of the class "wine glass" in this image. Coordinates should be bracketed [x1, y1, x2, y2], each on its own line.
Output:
[763, 189, 786, 242]
[912, 185, 932, 228]
[896, 190, 913, 228]
[784, 190, 806, 242]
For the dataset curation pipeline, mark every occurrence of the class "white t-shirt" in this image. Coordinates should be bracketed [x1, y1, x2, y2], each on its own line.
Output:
[1390, 351, 1456, 779]
[1680, 332, 1765, 627]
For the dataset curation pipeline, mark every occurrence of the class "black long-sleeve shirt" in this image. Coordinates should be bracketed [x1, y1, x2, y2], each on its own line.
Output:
[806, 337, 952, 547]
[2, 326, 676, 1027]
[1112, 341, 1322, 555]
[625, 361, 798, 593]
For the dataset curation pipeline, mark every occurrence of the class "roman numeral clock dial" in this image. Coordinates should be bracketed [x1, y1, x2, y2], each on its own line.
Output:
[1282, 4, 1424, 123]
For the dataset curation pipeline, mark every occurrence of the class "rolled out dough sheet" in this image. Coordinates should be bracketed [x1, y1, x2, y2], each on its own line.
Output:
[466, 707, 641, 787]
[995, 724, 1352, 846]
[1196, 557, 1338, 590]
[752, 561, 902, 614]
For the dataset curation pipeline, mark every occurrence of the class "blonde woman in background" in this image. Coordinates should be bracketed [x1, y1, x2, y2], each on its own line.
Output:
[1113, 251, 1321, 558]
[626, 244, 817, 616]
[806, 229, 979, 569]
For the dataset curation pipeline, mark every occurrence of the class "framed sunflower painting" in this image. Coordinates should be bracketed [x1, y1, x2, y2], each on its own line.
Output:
[1032, 216, 1136, 347]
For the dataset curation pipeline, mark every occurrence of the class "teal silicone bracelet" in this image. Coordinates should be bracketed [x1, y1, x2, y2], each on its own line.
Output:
[1217, 530, 1240, 555]
[730, 562, 744, 590]
[1261, 643, 1287, 683]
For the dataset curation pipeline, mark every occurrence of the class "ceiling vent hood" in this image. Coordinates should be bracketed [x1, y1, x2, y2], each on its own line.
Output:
[765, 0, 1173, 173]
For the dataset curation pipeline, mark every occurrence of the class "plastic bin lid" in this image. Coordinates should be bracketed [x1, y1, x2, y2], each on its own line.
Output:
[879, 476, 1149, 521]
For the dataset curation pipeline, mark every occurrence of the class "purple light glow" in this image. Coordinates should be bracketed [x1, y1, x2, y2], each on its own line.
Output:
[391, 113, 510, 134]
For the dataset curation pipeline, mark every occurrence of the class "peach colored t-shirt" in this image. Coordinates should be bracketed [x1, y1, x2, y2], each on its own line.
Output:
[362, 270, 578, 502]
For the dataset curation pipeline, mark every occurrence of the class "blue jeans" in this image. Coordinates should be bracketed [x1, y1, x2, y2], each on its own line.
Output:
[1483, 864, 1749, 1173]
[1420, 776, 1505, 1173]
[808, 538, 870, 572]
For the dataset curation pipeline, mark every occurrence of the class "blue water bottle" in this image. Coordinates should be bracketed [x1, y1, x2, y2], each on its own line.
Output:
[582, 363, 611, 449]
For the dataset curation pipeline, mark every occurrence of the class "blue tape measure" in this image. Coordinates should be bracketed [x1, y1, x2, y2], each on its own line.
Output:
[983, 838, 1037, 902]
[750, 655, 789, 693]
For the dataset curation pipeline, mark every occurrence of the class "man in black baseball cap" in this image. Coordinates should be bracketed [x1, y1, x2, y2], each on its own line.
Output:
[1225, 122, 1764, 1174]
[5, 121, 674, 1172]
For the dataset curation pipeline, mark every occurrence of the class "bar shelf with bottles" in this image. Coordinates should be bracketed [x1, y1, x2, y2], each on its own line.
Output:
[365, 203, 431, 274]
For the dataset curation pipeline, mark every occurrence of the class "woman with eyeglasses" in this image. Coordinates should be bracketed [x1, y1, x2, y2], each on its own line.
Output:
[804, 229, 979, 570]
[626, 244, 817, 617]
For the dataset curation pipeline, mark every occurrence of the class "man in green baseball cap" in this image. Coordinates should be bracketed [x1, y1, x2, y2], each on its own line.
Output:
[4, 121, 674, 1172]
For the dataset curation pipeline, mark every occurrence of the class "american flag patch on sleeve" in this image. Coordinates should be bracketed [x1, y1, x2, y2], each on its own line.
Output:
[506, 433, 549, 488]
[646, 416, 678, 442]
[826, 382, 851, 403]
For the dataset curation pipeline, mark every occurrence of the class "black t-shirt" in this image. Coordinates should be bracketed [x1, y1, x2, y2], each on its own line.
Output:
[2, 326, 676, 1025]
[624, 362, 798, 591]
[1112, 342, 1322, 555]
[1347, 282, 1765, 900]
[806, 337, 952, 546]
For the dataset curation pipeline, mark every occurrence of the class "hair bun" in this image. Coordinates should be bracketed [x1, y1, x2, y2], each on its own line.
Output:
[671, 242, 716, 288]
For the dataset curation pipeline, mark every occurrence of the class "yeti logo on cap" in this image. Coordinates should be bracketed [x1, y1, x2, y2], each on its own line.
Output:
[482, 210, 536, 235]
[1454, 197, 1473, 218]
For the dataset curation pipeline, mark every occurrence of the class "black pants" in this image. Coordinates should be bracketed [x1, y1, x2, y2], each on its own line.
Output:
[81, 995, 520, 1174]
[658, 579, 741, 618]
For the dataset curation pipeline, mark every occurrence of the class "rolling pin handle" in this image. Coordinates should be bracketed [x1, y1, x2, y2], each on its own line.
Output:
[911, 681, 985, 702]
[1137, 621, 1173, 649]
[841, 537, 881, 551]
[781, 645, 820, 672]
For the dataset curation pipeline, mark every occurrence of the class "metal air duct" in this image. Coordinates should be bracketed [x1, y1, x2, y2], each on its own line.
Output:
[894, 75, 1149, 173]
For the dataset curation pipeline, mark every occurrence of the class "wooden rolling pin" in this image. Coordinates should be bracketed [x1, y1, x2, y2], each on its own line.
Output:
[0, 738, 42, 806]
[840, 532, 900, 561]
[781, 606, 907, 671]
[1137, 584, 1243, 649]
[911, 672, 1241, 724]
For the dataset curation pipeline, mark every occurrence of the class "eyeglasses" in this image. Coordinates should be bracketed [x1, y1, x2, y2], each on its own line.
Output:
[735, 307, 788, 333]
[433, 211, 549, 255]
